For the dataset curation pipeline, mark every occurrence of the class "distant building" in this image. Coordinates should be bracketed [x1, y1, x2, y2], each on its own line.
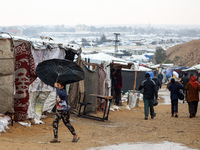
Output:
[75, 24, 89, 32]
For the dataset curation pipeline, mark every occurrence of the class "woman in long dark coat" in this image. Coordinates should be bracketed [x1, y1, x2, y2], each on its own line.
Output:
[185, 75, 200, 118]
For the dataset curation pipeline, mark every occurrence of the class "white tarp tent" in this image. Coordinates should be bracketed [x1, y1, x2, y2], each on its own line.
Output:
[81, 52, 127, 64]
[182, 64, 200, 72]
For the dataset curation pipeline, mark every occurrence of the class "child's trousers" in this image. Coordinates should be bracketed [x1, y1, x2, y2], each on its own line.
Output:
[53, 111, 76, 138]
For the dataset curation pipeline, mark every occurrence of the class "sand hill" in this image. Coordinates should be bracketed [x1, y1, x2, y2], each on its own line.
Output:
[166, 39, 200, 67]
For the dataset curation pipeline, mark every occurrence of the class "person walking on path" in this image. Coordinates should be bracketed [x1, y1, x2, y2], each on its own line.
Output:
[180, 73, 190, 102]
[185, 75, 200, 118]
[168, 78, 184, 117]
[158, 72, 163, 87]
[138, 73, 156, 120]
[50, 81, 79, 143]
[152, 75, 162, 101]
[114, 69, 123, 106]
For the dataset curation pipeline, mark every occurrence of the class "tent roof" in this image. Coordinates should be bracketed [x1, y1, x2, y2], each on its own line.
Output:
[182, 64, 200, 72]
[149, 64, 160, 69]
[122, 66, 152, 72]
[0, 33, 80, 52]
[81, 52, 127, 63]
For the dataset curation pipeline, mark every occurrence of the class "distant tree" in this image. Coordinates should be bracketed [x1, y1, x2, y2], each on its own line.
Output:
[81, 38, 88, 43]
[70, 40, 77, 44]
[99, 34, 107, 44]
[81, 38, 90, 47]
[154, 46, 166, 64]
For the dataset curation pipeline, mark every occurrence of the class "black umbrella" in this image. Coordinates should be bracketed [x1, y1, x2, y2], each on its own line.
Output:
[35, 59, 85, 87]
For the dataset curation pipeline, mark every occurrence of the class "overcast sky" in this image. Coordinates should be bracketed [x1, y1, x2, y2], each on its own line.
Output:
[1, 0, 200, 26]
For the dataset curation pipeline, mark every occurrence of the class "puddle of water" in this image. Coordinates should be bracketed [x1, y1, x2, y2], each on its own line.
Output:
[87, 141, 197, 150]
[158, 89, 184, 105]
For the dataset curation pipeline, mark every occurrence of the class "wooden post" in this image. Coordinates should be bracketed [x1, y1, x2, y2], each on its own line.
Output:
[133, 71, 139, 107]
[133, 71, 137, 93]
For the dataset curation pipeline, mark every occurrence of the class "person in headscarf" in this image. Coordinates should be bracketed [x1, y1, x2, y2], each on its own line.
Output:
[185, 75, 200, 118]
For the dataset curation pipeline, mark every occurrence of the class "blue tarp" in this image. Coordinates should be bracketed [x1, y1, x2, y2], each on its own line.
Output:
[147, 71, 154, 79]
[164, 68, 173, 78]
[145, 54, 151, 60]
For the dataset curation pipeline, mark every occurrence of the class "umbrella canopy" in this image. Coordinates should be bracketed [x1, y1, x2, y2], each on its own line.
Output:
[36, 59, 85, 87]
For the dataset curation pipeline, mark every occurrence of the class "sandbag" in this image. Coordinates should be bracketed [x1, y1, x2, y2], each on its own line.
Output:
[128, 92, 137, 108]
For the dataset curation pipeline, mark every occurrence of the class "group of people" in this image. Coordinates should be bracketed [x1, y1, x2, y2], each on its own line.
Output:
[139, 71, 200, 120]
[169, 73, 200, 118]
[50, 70, 200, 143]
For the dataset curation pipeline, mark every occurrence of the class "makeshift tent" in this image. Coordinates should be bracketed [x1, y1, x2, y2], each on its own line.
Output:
[182, 65, 200, 78]
[81, 52, 126, 64]
[81, 63, 99, 113]
[0, 33, 83, 122]
[0, 37, 15, 115]
[80, 54, 133, 113]
[122, 69, 146, 94]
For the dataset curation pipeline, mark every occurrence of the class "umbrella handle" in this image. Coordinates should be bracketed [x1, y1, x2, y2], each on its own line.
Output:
[56, 97, 58, 113]
[55, 76, 58, 83]
[55, 76, 59, 113]
[55, 93, 58, 113]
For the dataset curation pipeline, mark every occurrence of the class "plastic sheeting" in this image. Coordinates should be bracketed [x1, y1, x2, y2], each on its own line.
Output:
[121, 70, 146, 94]
[0, 115, 11, 135]
[82, 63, 99, 113]
[42, 91, 56, 113]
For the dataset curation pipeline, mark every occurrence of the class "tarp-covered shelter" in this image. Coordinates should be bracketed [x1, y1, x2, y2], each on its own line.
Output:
[121, 69, 146, 94]
[80, 52, 134, 113]
[0, 36, 15, 115]
[0, 33, 83, 122]
[182, 64, 200, 77]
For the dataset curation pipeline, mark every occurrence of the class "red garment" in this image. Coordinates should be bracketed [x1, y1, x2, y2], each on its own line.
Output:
[115, 75, 122, 89]
[189, 76, 199, 90]
[14, 43, 37, 121]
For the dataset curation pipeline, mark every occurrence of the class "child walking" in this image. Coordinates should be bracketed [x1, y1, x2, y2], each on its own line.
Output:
[50, 81, 80, 143]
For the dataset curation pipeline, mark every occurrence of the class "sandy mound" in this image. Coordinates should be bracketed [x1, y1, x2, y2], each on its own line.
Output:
[166, 39, 200, 67]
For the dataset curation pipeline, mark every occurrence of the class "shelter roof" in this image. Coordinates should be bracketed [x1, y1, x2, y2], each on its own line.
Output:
[81, 52, 127, 63]
[182, 64, 200, 72]
[0, 32, 80, 53]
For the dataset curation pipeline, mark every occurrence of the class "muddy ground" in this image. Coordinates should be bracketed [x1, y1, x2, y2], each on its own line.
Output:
[1, 85, 200, 150]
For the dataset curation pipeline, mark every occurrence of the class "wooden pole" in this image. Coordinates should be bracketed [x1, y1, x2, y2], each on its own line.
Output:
[133, 71, 137, 93]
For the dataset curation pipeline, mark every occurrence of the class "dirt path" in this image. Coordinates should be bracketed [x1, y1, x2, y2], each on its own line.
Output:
[1, 86, 200, 150]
